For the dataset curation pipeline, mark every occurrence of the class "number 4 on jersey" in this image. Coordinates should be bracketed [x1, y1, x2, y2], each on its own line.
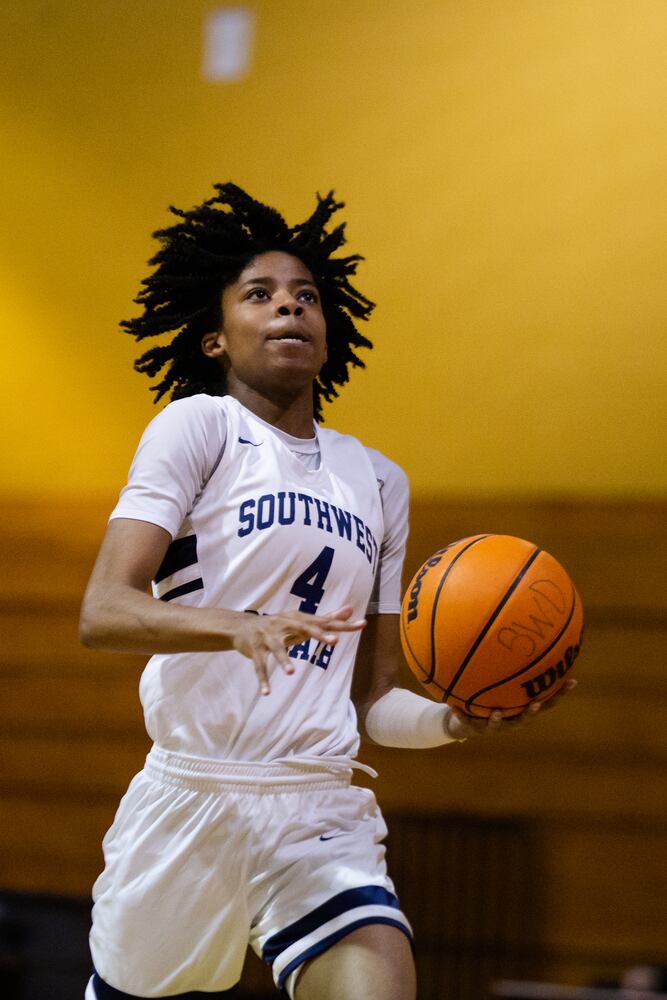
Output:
[290, 546, 335, 614]
[289, 546, 336, 669]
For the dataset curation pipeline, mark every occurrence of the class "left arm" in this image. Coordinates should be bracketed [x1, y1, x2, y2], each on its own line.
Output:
[352, 613, 465, 746]
[351, 613, 401, 740]
[353, 452, 461, 747]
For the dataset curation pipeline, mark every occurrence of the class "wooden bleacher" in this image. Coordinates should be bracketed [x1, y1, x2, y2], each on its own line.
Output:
[1, 497, 665, 995]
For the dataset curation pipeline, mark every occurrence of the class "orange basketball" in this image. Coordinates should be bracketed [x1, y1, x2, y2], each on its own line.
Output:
[400, 534, 583, 718]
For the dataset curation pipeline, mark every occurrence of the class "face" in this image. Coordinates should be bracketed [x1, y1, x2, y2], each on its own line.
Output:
[201, 251, 327, 403]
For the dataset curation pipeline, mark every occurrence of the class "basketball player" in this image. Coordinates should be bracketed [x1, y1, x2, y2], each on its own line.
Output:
[80, 184, 571, 1000]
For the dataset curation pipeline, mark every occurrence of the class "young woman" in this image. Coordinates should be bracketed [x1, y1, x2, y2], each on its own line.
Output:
[80, 184, 566, 1000]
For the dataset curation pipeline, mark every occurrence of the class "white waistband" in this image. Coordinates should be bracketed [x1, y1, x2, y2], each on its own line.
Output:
[144, 746, 377, 794]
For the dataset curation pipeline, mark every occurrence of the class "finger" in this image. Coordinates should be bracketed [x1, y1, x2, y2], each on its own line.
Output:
[486, 710, 504, 732]
[281, 622, 340, 647]
[547, 680, 576, 704]
[505, 701, 539, 725]
[321, 615, 367, 634]
[451, 708, 490, 737]
[541, 679, 577, 712]
[327, 605, 354, 620]
[251, 645, 271, 696]
[446, 709, 475, 740]
[282, 608, 366, 638]
[265, 634, 295, 676]
[284, 617, 363, 646]
[506, 702, 540, 724]
[324, 606, 367, 630]
[451, 708, 471, 727]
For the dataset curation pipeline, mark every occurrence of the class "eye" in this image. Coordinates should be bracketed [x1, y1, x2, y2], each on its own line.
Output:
[298, 288, 319, 304]
[247, 287, 270, 301]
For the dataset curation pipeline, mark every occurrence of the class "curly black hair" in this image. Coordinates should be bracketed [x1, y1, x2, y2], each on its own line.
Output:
[121, 183, 374, 421]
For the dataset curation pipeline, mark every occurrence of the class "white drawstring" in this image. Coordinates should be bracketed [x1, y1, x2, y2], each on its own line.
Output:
[273, 754, 378, 779]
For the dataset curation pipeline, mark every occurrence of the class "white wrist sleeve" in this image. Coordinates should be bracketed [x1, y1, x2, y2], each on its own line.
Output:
[364, 687, 466, 748]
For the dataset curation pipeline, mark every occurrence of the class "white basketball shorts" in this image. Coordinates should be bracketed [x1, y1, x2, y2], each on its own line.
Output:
[87, 746, 412, 998]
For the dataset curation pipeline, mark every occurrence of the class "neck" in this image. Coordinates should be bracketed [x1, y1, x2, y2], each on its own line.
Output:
[227, 381, 316, 438]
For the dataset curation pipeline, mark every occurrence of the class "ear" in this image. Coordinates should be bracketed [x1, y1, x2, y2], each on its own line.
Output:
[201, 330, 226, 358]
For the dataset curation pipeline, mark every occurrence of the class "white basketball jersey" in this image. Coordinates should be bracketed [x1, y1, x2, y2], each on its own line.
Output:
[118, 396, 385, 763]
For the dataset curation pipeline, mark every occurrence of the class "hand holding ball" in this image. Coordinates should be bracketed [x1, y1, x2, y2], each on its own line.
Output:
[400, 535, 583, 719]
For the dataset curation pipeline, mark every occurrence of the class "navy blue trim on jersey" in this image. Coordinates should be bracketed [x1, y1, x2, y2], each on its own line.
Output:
[91, 971, 239, 998]
[275, 917, 413, 989]
[154, 535, 199, 584]
[159, 578, 205, 602]
[262, 884, 400, 965]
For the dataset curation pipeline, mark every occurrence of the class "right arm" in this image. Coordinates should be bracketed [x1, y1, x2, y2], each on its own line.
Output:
[79, 516, 364, 694]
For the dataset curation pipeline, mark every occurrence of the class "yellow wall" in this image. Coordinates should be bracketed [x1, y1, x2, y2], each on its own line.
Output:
[1, 0, 665, 499]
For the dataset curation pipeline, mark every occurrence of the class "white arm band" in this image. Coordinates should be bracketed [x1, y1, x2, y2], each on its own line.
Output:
[364, 687, 466, 748]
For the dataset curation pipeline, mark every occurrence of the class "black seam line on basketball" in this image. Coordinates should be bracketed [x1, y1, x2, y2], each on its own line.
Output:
[426, 535, 490, 686]
[445, 693, 523, 720]
[464, 585, 579, 710]
[399, 609, 426, 676]
[401, 536, 488, 696]
[399, 609, 448, 693]
[400, 608, 446, 690]
[443, 546, 542, 700]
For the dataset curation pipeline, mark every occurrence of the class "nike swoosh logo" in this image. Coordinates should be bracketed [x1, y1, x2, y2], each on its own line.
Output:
[319, 833, 344, 841]
[238, 437, 262, 447]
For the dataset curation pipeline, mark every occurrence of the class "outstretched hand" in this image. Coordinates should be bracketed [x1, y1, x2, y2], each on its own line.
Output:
[232, 605, 366, 696]
[447, 678, 578, 740]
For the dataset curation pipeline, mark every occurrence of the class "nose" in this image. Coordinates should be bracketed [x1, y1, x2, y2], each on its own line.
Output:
[276, 297, 303, 317]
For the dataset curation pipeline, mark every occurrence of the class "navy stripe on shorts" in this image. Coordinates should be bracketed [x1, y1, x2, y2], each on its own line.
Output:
[261, 884, 413, 988]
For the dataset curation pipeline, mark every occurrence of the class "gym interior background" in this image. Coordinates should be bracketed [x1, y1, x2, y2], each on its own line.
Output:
[1, 2, 665, 997]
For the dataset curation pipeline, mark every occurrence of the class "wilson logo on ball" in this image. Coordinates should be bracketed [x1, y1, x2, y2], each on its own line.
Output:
[520, 632, 583, 699]
[406, 550, 446, 623]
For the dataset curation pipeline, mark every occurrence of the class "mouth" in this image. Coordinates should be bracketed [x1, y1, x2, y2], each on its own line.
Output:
[267, 330, 311, 344]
